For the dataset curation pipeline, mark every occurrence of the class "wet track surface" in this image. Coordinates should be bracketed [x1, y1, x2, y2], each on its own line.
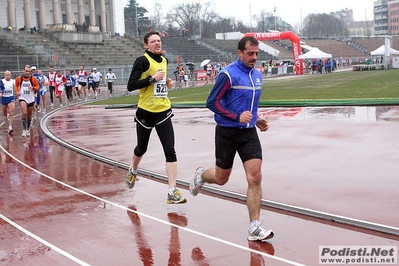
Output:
[0, 102, 398, 265]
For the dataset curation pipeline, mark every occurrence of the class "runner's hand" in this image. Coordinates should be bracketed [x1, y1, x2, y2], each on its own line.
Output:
[256, 118, 269, 132]
[239, 111, 252, 124]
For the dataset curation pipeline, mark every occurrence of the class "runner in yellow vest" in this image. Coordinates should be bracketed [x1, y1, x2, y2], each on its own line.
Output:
[126, 31, 186, 204]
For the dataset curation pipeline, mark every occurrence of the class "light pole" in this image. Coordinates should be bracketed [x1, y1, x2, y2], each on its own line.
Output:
[274, 7, 277, 31]
[135, 3, 139, 37]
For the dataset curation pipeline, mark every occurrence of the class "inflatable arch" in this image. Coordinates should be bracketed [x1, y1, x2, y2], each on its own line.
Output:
[243, 32, 303, 75]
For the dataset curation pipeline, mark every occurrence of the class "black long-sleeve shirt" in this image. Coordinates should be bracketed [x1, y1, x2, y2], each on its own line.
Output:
[127, 50, 167, 92]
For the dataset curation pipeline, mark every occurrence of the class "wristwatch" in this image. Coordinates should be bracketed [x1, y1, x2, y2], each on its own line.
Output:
[149, 76, 157, 84]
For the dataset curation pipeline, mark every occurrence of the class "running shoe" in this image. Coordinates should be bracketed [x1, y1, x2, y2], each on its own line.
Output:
[26, 129, 30, 137]
[248, 225, 274, 242]
[60, 104, 63, 108]
[8, 127, 13, 134]
[189, 167, 204, 196]
[167, 188, 187, 204]
[50, 103, 53, 108]
[21, 130, 27, 137]
[125, 166, 137, 189]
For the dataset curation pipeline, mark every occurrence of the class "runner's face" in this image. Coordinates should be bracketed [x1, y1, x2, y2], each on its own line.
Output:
[145, 35, 162, 55]
[24, 67, 31, 77]
[238, 42, 259, 68]
[4, 72, 11, 81]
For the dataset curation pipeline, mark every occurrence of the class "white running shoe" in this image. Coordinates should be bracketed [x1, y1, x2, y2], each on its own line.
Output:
[21, 130, 27, 137]
[60, 104, 63, 108]
[248, 224, 274, 242]
[8, 127, 13, 134]
[189, 167, 204, 196]
[26, 129, 30, 137]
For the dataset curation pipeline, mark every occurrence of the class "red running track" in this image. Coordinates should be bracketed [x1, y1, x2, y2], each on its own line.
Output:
[0, 103, 398, 265]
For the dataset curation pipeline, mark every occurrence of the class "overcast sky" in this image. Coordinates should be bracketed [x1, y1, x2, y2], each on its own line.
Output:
[125, 0, 376, 27]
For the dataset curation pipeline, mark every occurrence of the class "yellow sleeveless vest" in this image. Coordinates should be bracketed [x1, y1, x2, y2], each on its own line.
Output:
[138, 53, 170, 112]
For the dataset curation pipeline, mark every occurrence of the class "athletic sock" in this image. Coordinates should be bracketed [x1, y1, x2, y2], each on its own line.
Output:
[249, 220, 261, 231]
[168, 186, 176, 195]
[130, 168, 138, 175]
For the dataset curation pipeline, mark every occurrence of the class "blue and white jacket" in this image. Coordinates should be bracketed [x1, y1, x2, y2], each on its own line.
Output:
[206, 58, 263, 128]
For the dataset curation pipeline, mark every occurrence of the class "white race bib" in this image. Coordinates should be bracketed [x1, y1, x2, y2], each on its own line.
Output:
[153, 78, 167, 98]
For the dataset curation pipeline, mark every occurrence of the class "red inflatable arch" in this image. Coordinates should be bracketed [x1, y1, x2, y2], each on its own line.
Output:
[243, 32, 303, 75]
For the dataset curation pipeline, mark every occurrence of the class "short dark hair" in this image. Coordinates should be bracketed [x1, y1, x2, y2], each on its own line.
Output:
[143, 31, 160, 45]
[238, 36, 259, 51]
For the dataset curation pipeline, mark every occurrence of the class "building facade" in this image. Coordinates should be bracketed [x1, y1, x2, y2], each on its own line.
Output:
[347, 21, 375, 37]
[374, 0, 389, 35]
[388, 0, 399, 35]
[0, 0, 125, 35]
[330, 8, 355, 24]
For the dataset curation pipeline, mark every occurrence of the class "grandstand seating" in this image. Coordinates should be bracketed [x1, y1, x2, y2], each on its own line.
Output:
[262, 40, 294, 60]
[303, 39, 366, 58]
[351, 37, 399, 54]
[0, 34, 47, 71]
[161, 37, 230, 64]
[0, 30, 145, 70]
[200, 38, 293, 61]
[2, 29, 398, 73]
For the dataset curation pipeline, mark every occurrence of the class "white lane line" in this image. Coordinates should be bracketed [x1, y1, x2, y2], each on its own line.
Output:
[0, 213, 90, 266]
[0, 144, 305, 266]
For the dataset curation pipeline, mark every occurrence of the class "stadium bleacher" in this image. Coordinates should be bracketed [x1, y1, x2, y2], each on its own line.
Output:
[1, 29, 398, 72]
[302, 39, 366, 58]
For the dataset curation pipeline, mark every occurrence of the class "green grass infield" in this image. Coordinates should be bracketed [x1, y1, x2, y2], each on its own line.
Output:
[95, 69, 399, 108]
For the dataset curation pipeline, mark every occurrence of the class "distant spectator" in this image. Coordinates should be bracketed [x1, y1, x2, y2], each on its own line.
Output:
[178, 68, 186, 87]
[188, 65, 195, 80]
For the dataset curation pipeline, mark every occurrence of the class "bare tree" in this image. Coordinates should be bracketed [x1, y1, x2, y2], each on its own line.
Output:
[164, 1, 221, 38]
[151, 3, 162, 31]
[166, 2, 201, 36]
[200, 4, 221, 38]
[302, 13, 348, 39]
[253, 10, 274, 32]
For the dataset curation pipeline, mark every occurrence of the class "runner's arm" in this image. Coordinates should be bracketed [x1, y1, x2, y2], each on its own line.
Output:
[32, 77, 40, 91]
[206, 73, 239, 122]
[127, 56, 151, 92]
[14, 77, 21, 94]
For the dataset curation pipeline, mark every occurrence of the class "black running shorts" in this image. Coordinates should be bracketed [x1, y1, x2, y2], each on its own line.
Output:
[215, 125, 262, 169]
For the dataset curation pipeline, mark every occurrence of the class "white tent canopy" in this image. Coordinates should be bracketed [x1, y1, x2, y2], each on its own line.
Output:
[370, 45, 399, 56]
[299, 47, 332, 59]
